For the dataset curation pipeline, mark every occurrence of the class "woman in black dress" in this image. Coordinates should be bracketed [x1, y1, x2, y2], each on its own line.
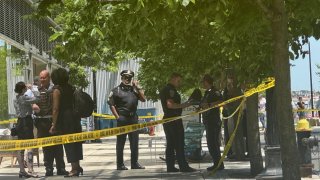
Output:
[49, 68, 83, 177]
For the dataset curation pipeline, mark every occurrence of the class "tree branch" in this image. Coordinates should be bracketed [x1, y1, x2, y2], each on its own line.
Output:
[256, 0, 273, 20]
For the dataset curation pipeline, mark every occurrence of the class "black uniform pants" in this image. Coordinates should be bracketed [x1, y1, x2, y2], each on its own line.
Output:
[163, 118, 188, 169]
[116, 115, 139, 166]
[204, 118, 222, 165]
[35, 118, 65, 171]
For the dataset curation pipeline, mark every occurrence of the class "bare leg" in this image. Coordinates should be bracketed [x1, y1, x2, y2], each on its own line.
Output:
[17, 150, 26, 173]
[26, 149, 34, 173]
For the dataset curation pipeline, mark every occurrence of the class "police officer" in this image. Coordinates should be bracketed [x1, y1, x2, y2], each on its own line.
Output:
[200, 74, 224, 171]
[32, 70, 68, 176]
[108, 70, 146, 170]
[160, 73, 196, 172]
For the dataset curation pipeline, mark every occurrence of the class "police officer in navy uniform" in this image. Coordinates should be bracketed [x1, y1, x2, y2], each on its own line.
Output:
[200, 74, 224, 171]
[160, 72, 196, 172]
[108, 70, 146, 170]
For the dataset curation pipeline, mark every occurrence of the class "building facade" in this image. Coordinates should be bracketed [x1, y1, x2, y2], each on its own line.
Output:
[0, 1, 162, 128]
[0, 0, 61, 120]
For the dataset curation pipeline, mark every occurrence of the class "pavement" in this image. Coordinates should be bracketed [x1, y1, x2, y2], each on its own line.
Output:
[0, 130, 319, 179]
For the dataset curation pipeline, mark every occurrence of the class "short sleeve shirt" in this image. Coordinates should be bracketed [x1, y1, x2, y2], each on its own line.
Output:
[201, 87, 222, 121]
[107, 83, 139, 115]
[160, 83, 182, 117]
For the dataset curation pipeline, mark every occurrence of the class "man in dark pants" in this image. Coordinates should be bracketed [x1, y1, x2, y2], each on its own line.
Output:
[160, 73, 196, 172]
[33, 70, 68, 176]
[200, 74, 224, 171]
[108, 70, 146, 170]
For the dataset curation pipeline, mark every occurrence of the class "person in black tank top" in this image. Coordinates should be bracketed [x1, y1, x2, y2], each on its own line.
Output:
[50, 68, 83, 177]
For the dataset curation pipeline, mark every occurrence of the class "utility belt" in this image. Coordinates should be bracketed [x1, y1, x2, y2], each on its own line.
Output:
[35, 115, 53, 119]
[118, 109, 136, 117]
[34, 115, 52, 128]
[18, 115, 32, 119]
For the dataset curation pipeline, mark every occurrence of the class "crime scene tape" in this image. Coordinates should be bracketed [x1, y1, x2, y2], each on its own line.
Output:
[209, 98, 246, 175]
[0, 114, 162, 125]
[293, 109, 320, 113]
[0, 78, 275, 151]
[221, 104, 242, 120]
[0, 118, 17, 125]
[0, 112, 195, 151]
[92, 112, 163, 119]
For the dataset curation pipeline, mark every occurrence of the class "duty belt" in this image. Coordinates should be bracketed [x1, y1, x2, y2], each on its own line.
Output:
[35, 115, 52, 119]
[118, 110, 136, 117]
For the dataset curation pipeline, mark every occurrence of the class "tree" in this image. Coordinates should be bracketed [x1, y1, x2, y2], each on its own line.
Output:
[0, 44, 8, 120]
[36, 0, 320, 178]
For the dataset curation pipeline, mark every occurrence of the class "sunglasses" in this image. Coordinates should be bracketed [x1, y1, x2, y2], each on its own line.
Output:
[123, 75, 133, 81]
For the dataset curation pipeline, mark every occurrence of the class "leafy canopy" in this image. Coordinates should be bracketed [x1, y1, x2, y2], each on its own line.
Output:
[36, 0, 320, 99]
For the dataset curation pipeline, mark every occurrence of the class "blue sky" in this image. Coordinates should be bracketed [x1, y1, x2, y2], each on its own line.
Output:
[290, 38, 320, 91]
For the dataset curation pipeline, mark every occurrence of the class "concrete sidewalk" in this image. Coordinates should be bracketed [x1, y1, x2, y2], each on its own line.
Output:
[0, 132, 318, 179]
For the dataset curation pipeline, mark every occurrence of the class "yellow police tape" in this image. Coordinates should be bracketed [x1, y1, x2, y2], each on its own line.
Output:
[209, 98, 246, 175]
[0, 118, 17, 125]
[221, 104, 242, 120]
[0, 114, 161, 125]
[92, 113, 162, 119]
[0, 112, 197, 151]
[293, 109, 320, 113]
[0, 78, 275, 151]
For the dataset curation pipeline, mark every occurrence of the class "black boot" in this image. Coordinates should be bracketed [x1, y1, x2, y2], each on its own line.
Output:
[207, 163, 225, 171]
[131, 162, 145, 169]
[117, 164, 128, 170]
[57, 168, 69, 175]
[167, 166, 179, 172]
[180, 166, 197, 172]
[45, 168, 53, 176]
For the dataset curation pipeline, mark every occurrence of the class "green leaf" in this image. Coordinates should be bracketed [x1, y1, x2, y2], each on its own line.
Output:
[79, 27, 85, 32]
[74, 0, 80, 5]
[95, 27, 104, 38]
[138, 0, 145, 8]
[49, 32, 62, 42]
[182, 0, 190, 7]
[90, 28, 96, 37]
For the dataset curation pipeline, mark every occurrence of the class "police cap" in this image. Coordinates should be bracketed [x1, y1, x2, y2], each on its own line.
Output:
[120, 70, 134, 77]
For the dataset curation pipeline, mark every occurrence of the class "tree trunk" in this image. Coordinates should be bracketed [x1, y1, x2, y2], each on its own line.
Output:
[271, 0, 300, 179]
[246, 93, 264, 175]
[266, 87, 280, 145]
